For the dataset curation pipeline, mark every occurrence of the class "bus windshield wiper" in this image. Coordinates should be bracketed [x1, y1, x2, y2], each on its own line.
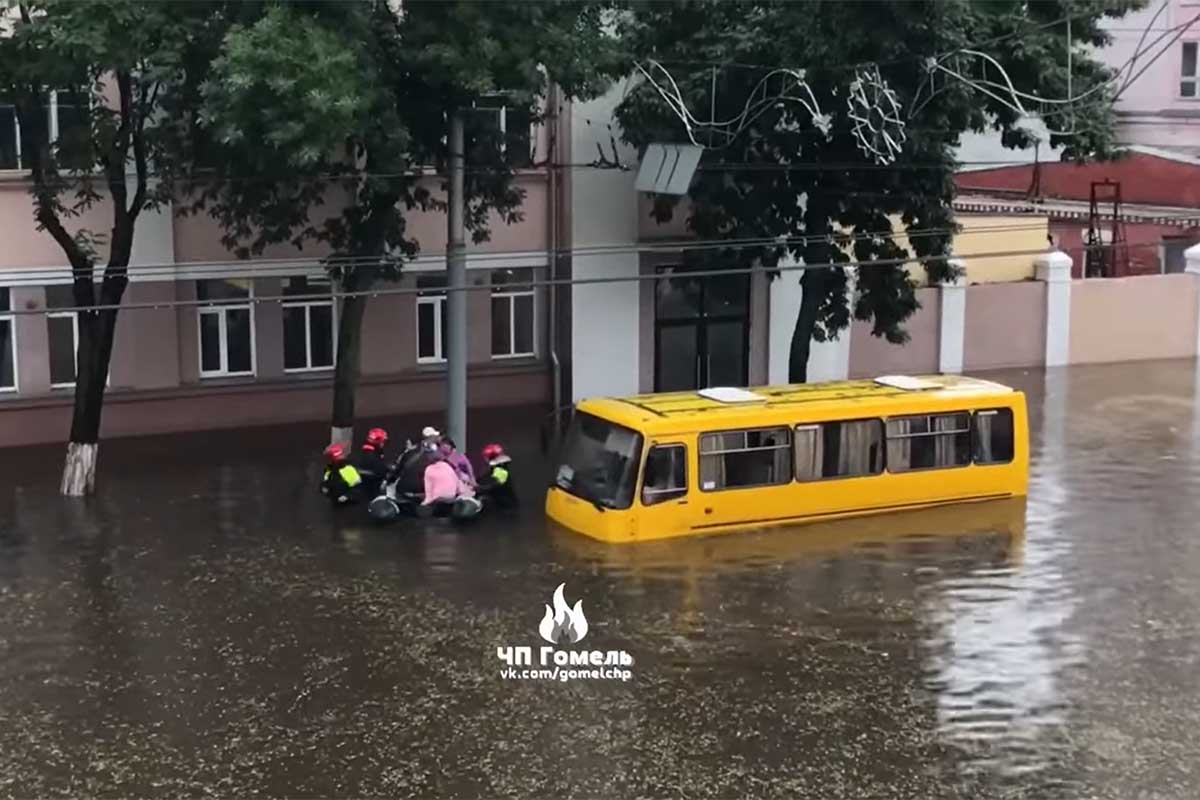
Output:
[573, 480, 608, 512]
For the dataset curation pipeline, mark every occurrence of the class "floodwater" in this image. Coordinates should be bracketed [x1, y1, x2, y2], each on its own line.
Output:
[1, 361, 1199, 798]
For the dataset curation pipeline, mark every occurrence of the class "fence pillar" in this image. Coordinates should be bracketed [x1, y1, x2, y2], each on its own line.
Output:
[1034, 250, 1073, 368]
[1186, 244, 1200, 358]
[938, 259, 966, 374]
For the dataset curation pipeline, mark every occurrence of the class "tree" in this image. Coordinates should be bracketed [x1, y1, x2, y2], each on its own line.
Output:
[616, 0, 1137, 382]
[196, 0, 621, 446]
[0, 0, 238, 494]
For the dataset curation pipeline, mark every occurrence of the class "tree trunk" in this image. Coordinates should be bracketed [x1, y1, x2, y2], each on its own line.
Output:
[60, 303, 122, 496]
[787, 270, 827, 384]
[329, 269, 375, 446]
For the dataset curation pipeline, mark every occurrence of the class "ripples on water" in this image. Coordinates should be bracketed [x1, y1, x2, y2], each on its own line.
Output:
[1, 363, 1199, 797]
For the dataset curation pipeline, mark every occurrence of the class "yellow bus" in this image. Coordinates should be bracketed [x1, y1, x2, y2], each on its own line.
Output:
[545, 375, 1028, 544]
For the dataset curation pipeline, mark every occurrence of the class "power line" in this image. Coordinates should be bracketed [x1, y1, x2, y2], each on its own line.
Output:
[0, 239, 1172, 317]
[0, 222, 1064, 283]
[0, 154, 1147, 190]
[10, 216, 1198, 285]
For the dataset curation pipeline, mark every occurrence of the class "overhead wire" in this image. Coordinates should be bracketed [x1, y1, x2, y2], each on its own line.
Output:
[7, 210, 1199, 285]
[0, 238, 1175, 317]
[0, 221, 1103, 284]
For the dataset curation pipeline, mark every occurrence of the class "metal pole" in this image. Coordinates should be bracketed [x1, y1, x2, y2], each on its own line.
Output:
[447, 109, 468, 447]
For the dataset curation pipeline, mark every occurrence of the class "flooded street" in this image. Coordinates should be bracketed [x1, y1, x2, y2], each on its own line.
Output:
[2, 360, 1200, 798]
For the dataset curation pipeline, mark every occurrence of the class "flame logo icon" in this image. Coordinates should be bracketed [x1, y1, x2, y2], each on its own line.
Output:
[538, 583, 589, 644]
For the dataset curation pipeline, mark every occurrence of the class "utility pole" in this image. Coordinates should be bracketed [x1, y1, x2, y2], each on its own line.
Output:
[446, 109, 468, 447]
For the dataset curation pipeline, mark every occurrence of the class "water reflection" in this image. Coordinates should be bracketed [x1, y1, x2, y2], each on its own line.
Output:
[920, 369, 1080, 778]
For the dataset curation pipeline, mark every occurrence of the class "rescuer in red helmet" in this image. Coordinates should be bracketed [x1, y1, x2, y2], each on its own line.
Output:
[355, 427, 390, 498]
[321, 442, 363, 506]
[476, 442, 516, 509]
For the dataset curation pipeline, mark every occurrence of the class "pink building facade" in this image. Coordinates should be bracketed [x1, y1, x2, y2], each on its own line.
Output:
[0, 99, 558, 446]
[1103, 0, 1200, 156]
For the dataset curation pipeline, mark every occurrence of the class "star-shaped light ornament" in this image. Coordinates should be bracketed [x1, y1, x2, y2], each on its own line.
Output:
[846, 66, 907, 164]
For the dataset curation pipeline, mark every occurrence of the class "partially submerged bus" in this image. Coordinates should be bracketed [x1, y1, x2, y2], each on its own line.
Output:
[545, 375, 1028, 544]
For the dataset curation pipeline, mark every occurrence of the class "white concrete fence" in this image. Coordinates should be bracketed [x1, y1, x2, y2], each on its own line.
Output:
[769, 242, 1200, 381]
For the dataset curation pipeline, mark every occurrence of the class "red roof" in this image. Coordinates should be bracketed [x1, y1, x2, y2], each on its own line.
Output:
[955, 149, 1200, 209]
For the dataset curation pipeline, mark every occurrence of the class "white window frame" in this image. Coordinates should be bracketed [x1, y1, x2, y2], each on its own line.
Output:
[0, 295, 16, 392]
[474, 96, 534, 160]
[49, 89, 94, 169]
[47, 309, 79, 389]
[44, 283, 110, 390]
[1183, 41, 1199, 99]
[491, 283, 536, 360]
[416, 293, 447, 364]
[0, 89, 92, 172]
[198, 286, 256, 379]
[282, 296, 337, 373]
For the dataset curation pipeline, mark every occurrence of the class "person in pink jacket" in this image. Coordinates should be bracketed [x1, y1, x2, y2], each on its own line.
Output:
[422, 457, 461, 506]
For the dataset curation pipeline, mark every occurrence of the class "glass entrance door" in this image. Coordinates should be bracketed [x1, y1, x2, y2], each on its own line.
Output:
[653, 265, 749, 392]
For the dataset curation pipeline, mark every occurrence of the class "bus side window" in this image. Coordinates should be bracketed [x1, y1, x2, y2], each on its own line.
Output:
[642, 444, 688, 506]
[886, 412, 971, 471]
[795, 419, 885, 481]
[974, 408, 1014, 464]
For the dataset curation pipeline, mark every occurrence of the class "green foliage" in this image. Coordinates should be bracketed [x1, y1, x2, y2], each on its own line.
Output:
[616, 0, 1139, 373]
[0, 0, 240, 268]
[194, 0, 622, 429]
[196, 0, 623, 275]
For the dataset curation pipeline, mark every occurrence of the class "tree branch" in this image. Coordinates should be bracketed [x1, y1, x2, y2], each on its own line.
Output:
[106, 70, 137, 270]
[129, 79, 158, 218]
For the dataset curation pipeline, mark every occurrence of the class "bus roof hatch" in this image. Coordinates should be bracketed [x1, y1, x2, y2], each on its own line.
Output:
[873, 375, 943, 391]
[697, 387, 766, 403]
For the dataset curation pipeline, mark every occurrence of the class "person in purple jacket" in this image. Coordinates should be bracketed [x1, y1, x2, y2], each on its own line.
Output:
[439, 437, 476, 488]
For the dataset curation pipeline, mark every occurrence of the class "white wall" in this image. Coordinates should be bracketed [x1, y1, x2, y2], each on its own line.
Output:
[569, 82, 642, 401]
[768, 272, 801, 384]
[767, 259, 852, 384]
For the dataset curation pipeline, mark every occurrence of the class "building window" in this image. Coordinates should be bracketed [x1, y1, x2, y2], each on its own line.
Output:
[491, 268, 535, 359]
[51, 89, 92, 171]
[45, 284, 79, 388]
[0, 90, 89, 171]
[641, 443, 688, 505]
[885, 412, 972, 472]
[197, 279, 254, 377]
[282, 276, 335, 372]
[47, 311, 78, 388]
[973, 408, 1015, 464]
[0, 93, 19, 171]
[794, 419, 885, 481]
[468, 97, 533, 168]
[699, 427, 792, 491]
[0, 288, 15, 391]
[416, 273, 447, 364]
[1183, 42, 1198, 98]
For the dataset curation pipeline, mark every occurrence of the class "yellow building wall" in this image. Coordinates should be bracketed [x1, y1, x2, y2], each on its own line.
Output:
[836, 214, 1048, 286]
[888, 214, 1048, 286]
[947, 214, 1049, 285]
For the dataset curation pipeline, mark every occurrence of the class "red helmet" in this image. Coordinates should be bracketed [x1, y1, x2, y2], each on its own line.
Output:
[324, 442, 347, 463]
[365, 427, 388, 449]
[482, 442, 504, 461]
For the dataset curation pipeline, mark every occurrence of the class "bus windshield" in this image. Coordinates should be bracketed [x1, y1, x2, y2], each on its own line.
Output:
[555, 412, 643, 510]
